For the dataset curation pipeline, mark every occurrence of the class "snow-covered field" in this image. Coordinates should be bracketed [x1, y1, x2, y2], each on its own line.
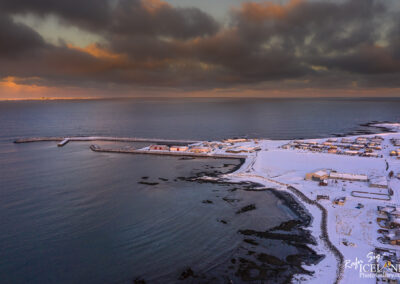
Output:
[217, 123, 400, 283]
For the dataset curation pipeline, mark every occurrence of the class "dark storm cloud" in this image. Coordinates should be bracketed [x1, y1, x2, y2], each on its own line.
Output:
[0, 0, 219, 38]
[0, 13, 46, 58]
[0, 0, 111, 30]
[0, 0, 400, 92]
[111, 0, 219, 39]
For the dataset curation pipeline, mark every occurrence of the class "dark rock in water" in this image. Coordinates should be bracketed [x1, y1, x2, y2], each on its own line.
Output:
[202, 200, 213, 204]
[133, 277, 146, 284]
[218, 219, 228, 224]
[269, 220, 303, 232]
[285, 252, 324, 267]
[179, 267, 195, 280]
[257, 253, 285, 266]
[138, 181, 159, 186]
[236, 257, 277, 282]
[236, 204, 256, 214]
[243, 239, 259, 246]
[222, 197, 241, 203]
[141, 176, 149, 179]
[159, 177, 168, 181]
[179, 157, 195, 160]
[239, 229, 316, 245]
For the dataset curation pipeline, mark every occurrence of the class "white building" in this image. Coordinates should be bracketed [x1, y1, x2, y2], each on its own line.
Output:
[189, 147, 211, 153]
[170, 146, 189, 152]
[369, 176, 388, 188]
[343, 150, 359, 156]
[329, 172, 368, 182]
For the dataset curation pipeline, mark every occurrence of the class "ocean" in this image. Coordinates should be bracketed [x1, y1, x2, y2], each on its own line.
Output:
[1, 97, 400, 283]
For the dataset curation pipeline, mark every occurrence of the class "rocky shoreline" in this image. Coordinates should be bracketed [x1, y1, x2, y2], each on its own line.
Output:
[181, 164, 325, 283]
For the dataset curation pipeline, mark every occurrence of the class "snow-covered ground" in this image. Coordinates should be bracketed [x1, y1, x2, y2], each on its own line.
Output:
[216, 123, 400, 283]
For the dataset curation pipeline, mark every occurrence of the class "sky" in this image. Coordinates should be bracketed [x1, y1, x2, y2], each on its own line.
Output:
[1, 0, 400, 99]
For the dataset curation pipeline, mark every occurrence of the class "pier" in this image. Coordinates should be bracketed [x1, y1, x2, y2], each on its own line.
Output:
[58, 138, 70, 147]
[14, 136, 200, 146]
[89, 145, 247, 160]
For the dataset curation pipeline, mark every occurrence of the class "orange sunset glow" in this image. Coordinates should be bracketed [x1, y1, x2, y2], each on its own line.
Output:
[0, 0, 399, 99]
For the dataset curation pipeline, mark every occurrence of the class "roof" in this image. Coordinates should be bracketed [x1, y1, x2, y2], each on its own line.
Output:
[314, 170, 329, 177]
[344, 150, 359, 154]
[370, 176, 388, 186]
[329, 172, 368, 181]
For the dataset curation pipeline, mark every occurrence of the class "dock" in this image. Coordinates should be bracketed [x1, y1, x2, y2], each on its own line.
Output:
[89, 145, 247, 160]
[58, 138, 70, 147]
[14, 136, 200, 146]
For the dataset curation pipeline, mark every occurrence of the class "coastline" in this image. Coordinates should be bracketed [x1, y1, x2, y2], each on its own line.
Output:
[11, 122, 400, 283]
[209, 122, 400, 283]
[221, 165, 342, 283]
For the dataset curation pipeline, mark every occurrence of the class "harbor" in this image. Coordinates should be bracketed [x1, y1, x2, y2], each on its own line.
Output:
[14, 136, 250, 160]
[89, 144, 247, 159]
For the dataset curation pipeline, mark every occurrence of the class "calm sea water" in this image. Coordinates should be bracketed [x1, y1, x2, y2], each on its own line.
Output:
[1, 98, 400, 283]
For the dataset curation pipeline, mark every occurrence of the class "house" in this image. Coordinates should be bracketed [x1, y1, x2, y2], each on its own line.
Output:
[356, 137, 368, 144]
[392, 139, 400, 146]
[378, 206, 400, 217]
[343, 150, 359, 156]
[370, 138, 383, 144]
[189, 147, 211, 153]
[305, 170, 329, 181]
[388, 215, 400, 228]
[319, 179, 328, 186]
[369, 176, 389, 189]
[328, 148, 337, 154]
[350, 144, 364, 150]
[329, 172, 368, 182]
[384, 229, 400, 245]
[333, 197, 346, 205]
[363, 152, 380, 158]
[237, 146, 261, 152]
[170, 146, 189, 152]
[316, 195, 330, 201]
[223, 138, 248, 143]
[149, 145, 169, 151]
[341, 138, 353, 143]
[335, 143, 348, 148]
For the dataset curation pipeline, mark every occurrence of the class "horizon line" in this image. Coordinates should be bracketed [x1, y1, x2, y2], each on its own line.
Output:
[2, 96, 400, 101]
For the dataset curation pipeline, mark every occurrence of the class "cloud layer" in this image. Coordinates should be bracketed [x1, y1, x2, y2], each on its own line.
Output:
[0, 0, 399, 96]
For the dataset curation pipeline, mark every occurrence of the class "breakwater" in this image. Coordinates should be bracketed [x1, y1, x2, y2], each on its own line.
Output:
[90, 144, 247, 160]
[14, 136, 200, 145]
